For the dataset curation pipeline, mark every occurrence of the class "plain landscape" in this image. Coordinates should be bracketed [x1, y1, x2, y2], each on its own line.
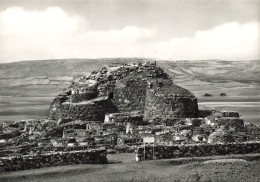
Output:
[0, 59, 259, 125]
[0, 59, 260, 182]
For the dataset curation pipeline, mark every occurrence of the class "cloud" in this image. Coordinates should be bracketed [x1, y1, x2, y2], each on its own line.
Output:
[0, 7, 83, 36]
[152, 21, 260, 60]
[0, 7, 155, 62]
[81, 26, 155, 43]
[0, 7, 259, 62]
[0, 7, 85, 62]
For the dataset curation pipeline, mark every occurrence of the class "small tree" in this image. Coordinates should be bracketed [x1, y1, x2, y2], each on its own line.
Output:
[203, 93, 212, 97]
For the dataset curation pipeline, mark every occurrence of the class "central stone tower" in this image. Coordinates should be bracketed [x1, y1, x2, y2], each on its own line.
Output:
[50, 62, 198, 123]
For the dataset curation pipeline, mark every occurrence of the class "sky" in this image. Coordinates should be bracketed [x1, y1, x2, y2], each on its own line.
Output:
[0, 0, 259, 63]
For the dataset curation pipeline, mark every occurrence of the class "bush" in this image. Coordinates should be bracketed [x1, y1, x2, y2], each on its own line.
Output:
[220, 93, 227, 97]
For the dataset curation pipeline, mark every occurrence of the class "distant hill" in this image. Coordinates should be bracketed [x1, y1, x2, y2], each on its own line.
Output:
[0, 58, 259, 87]
[0, 58, 259, 124]
[0, 58, 149, 87]
[160, 60, 260, 85]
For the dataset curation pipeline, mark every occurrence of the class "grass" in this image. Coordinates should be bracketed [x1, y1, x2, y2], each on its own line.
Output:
[0, 153, 260, 182]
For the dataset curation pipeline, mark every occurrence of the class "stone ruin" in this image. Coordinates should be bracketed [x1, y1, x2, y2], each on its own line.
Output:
[1, 62, 260, 172]
[0, 149, 107, 172]
[49, 62, 260, 146]
[136, 142, 260, 161]
[50, 62, 198, 123]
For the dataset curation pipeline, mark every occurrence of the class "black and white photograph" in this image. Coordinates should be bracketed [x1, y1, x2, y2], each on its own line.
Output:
[0, 0, 259, 181]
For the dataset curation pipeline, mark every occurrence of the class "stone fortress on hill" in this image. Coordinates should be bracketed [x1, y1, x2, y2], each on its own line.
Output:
[0, 62, 260, 172]
[50, 62, 198, 123]
[48, 61, 259, 148]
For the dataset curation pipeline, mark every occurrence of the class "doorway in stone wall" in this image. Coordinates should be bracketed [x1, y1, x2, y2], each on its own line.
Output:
[108, 92, 114, 99]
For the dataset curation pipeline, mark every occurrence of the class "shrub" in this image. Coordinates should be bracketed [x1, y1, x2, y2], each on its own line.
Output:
[220, 93, 227, 97]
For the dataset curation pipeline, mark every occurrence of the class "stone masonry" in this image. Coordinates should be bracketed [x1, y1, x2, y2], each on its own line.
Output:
[50, 62, 199, 123]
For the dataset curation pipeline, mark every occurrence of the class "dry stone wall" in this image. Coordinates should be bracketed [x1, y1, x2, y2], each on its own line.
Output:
[144, 79, 198, 121]
[70, 85, 98, 103]
[59, 99, 118, 121]
[0, 149, 107, 172]
[50, 62, 199, 123]
[71, 92, 97, 103]
[112, 78, 147, 113]
[136, 142, 260, 160]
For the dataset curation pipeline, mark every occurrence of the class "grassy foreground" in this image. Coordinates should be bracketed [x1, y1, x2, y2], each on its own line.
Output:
[0, 153, 260, 182]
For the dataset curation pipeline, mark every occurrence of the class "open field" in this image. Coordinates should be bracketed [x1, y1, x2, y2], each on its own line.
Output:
[1, 153, 260, 182]
[1, 82, 259, 125]
[176, 79, 260, 125]
[0, 85, 67, 123]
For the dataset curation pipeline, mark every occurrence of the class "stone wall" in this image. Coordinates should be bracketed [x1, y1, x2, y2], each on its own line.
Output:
[214, 118, 244, 130]
[136, 142, 260, 160]
[144, 79, 198, 121]
[50, 96, 68, 120]
[59, 98, 118, 121]
[71, 92, 97, 103]
[112, 77, 147, 113]
[0, 149, 107, 172]
[50, 62, 199, 123]
[105, 111, 143, 125]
